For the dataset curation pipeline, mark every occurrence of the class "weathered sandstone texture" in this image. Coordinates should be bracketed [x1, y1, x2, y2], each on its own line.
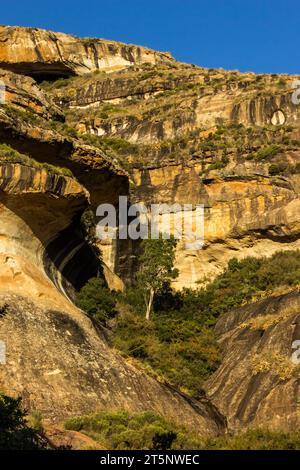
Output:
[0, 25, 300, 434]
[0, 26, 174, 79]
[205, 289, 300, 431]
[44, 57, 300, 288]
[0, 294, 225, 433]
[0, 161, 224, 433]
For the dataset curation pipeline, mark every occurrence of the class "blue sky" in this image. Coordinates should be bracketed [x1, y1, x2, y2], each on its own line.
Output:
[1, 0, 299, 74]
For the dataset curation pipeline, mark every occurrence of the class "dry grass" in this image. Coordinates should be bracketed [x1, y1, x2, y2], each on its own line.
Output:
[251, 351, 300, 380]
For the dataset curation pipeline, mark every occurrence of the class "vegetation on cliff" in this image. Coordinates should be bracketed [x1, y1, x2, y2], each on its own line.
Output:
[0, 392, 47, 450]
[76, 277, 117, 325]
[0, 143, 74, 177]
[1, 25, 300, 446]
[64, 409, 300, 450]
[77, 250, 300, 397]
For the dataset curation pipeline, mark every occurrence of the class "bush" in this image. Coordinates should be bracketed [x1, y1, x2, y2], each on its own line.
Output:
[64, 409, 198, 450]
[269, 162, 300, 176]
[80, 135, 138, 156]
[207, 160, 227, 171]
[64, 409, 300, 450]
[112, 250, 300, 396]
[76, 277, 117, 325]
[205, 428, 300, 450]
[0, 143, 74, 177]
[0, 393, 46, 450]
[256, 144, 282, 160]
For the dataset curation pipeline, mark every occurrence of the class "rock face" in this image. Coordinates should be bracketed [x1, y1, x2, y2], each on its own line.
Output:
[0, 68, 63, 120]
[52, 68, 300, 143]
[0, 161, 94, 302]
[46, 61, 300, 288]
[0, 26, 174, 79]
[0, 294, 225, 433]
[205, 289, 300, 431]
[130, 163, 300, 289]
[0, 65, 224, 434]
[0, 25, 300, 436]
[0, 160, 225, 433]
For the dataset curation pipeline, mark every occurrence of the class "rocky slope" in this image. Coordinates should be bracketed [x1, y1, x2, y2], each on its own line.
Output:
[0, 293, 225, 433]
[0, 156, 224, 434]
[205, 288, 300, 431]
[0, 25, 300, 437]
[0, 32, 225, 435]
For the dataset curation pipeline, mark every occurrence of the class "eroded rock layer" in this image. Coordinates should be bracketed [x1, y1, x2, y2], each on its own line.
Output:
[0, 26, 174, 79]
[0, 161, 224, 433]
[0, 293, 226, 433]
[205, 289, 300, 431]
[1, 25, 300, 436]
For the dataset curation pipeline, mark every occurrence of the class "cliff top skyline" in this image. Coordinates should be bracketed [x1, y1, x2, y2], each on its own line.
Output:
[1, 0, 299, 75]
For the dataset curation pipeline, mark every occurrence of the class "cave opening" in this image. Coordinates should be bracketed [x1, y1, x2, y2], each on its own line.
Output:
[0, 62, 76, 84]
[43, 220, 103, 301]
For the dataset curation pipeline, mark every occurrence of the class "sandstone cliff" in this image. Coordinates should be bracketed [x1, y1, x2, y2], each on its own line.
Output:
[0, 158, 224, 433]
[0, 26, 174, 79]
[0, 25, 300, 438]
[205, 289, 300, 431]
[0, 57, 225, 435]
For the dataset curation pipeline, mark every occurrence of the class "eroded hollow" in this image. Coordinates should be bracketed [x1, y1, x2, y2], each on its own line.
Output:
[43, 220, 102, 300]
[0, 62, 76, 83]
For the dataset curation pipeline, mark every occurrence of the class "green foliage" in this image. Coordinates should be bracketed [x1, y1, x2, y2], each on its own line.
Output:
[64, 409, 197, 450]
[101, 137, 138, 154]
[205, 428, 300, 450]
[196, 251, 300, 320]
[3, 104, 40, 125]
[80, 134, 138, 156]
[255, 144, 282, 160]
[76, 277, 117, 325]
[0, 143, 26, 160]
[27, 410, 43, 432]
[269, 162, 300, 176]
[64, 409, 300, 450]
[0, 393, 46, 450]
[113, 292, 220, 395]
[40, 77, 70, 89]
[207, 153, 229, 171]
[277, 77, 287, 88]
[47, 119, 79, 139]
[80, 209, 98, 246]
[139, 71, 157, 81]
[137, 236, 179, 318]
[57, 122, 78, 138]
[0, 143, 74, 177]
[112, 250, 300, 396]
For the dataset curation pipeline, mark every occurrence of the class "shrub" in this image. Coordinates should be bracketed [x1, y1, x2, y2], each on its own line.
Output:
[76, 277, 117, 325]
[256, 144, 282, 160]
[0, 143, 74, 177]
[207, 160, 227, 171]
[268, 162, 300, 176]
[205, 428, 300, 450]
[80, 135, 138, 156]
[64, 409, 300, 450]
[112, 250, 300, 396]
[269, 163, 287, 175]
[0, 393, 46, 450]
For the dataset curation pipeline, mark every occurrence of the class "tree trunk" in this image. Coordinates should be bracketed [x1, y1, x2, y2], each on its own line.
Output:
[145, 288, 154, 321]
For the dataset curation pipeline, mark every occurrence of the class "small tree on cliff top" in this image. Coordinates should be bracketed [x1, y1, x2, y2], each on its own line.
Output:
[137, 235, 178, 320]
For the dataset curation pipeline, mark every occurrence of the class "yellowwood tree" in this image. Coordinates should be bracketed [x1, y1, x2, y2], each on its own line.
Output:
[137, 236, 178, 320]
